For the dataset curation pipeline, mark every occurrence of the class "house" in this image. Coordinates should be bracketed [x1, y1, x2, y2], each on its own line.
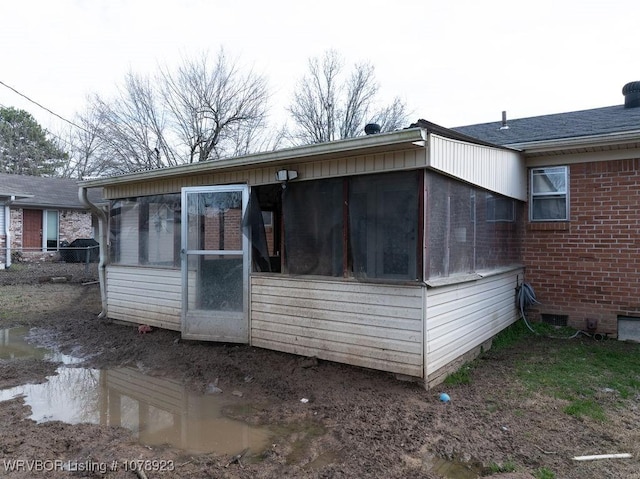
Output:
[453, 81, 640, 341]
[79, 124, 526, 388]
[0, 173, 101, 267]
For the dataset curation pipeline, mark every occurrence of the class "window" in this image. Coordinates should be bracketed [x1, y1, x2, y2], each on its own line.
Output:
[350, 172, 419, 280]
[45, 210, 59, 250]
[427, 172, 523, 278]
[283, 179, 343, 276]
[530, 166, 568, 221]
[110, 194, 181, 267]
[278, 171, 420, 280]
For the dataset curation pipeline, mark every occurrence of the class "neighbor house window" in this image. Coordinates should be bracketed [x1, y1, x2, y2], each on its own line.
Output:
[45, 210, 59, 250]
[530, 166, 568, 221]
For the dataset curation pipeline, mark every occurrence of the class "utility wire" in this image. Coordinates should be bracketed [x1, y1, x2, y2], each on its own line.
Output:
[0, 79, 88, 133]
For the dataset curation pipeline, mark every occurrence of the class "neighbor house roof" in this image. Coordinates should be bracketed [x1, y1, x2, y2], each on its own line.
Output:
[0, 173, 103, 208]
[451, 104, 640, 147]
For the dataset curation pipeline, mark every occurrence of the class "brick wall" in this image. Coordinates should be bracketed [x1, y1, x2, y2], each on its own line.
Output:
[59, 210, 93, 243]
[524, 158, 640, 335]
[9, 207, 93, 262]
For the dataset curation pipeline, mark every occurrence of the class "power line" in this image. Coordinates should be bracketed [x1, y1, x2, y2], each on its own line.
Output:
[0, 79, 87, 133]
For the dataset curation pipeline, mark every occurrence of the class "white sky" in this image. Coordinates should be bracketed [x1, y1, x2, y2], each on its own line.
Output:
[1, 0, 638, 137]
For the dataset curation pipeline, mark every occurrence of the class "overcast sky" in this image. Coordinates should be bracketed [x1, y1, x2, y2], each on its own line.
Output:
[1, 0, 638, 137]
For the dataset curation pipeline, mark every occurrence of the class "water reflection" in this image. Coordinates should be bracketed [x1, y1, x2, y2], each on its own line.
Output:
[0, 328, 271, 455]
[0, 326, 79, 364]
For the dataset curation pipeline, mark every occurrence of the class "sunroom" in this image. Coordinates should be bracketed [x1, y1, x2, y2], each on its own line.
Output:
[80, 124, 526, 388]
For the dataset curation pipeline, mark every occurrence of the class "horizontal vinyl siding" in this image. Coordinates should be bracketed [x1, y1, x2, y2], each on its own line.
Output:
[425, 269, 522, 381]
[251, 276, 425, 377]
[102, 149, 426, 199]
[429, 134, 526, 200]
[106, 266, 182, 330]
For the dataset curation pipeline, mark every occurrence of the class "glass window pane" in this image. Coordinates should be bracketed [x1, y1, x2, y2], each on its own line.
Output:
[187, 255, 243, 311]
[532, 197, 567, 220]
[46, 210, 58, 250]
[532, 167, 566, 194]
[111, 194, 180, 267]
[187, 192, 242, 252]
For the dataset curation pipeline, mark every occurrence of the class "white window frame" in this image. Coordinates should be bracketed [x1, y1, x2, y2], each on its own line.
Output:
[43, 209, 59, 251]
[530, 166, 569, 221]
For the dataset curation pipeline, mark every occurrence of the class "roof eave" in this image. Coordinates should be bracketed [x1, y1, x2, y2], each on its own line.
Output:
[79, 128, 429, 188]
[506, 129, 640, 154]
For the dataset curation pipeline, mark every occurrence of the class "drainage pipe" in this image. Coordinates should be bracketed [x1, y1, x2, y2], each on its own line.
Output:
[78, 186, 108, 319]
[4, 196, 13, 268]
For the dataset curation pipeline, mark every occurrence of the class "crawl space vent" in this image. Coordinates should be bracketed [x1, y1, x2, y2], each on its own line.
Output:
[541, 314, 568, 327]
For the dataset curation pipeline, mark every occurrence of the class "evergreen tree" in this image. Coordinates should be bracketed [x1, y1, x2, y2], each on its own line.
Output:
[0, 107, 67, 176]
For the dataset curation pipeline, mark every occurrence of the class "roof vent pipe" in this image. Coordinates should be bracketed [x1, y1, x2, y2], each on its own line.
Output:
[622, 81, 640, 108]
[364, 123, 381, 135]
[499, 110, 509, 130]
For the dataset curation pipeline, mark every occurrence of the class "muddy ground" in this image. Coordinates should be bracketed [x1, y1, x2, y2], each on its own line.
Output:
[0, 262, 638, 478]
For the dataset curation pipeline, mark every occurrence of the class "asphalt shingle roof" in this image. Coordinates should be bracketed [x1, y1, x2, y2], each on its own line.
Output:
[451, 104, 640, 146]
[0, 173, 103, 209]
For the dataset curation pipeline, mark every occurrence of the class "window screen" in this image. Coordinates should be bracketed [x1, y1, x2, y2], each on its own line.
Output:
[283, 178, 343, 276]
[110, 194, 180, 267]
[350, 171, 419, 280]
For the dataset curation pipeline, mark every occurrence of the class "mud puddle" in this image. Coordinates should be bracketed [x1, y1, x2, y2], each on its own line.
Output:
[0, 327, 272, 455]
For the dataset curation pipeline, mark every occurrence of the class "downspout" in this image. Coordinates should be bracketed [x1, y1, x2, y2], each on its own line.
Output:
[4, 196, 13, 268]
[78, 186, 108, 319]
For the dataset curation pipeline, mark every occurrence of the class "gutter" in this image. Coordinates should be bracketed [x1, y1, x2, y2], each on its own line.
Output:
[505, 129, 640, 153]
[78, 186, 108, 319]
[4, 196, 14, 268]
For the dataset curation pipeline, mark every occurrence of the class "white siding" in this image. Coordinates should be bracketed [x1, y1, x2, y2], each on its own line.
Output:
[425, 269, 522, 385]
[429, 134, 526, 200]
[106, 266, 182, 330]
[250, 276, 425, 377]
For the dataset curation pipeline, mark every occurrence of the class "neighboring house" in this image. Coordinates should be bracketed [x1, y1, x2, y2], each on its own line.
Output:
[453, 81, 640, 341]
[80, 125, 525, 388]
[0, 173, 101, 267]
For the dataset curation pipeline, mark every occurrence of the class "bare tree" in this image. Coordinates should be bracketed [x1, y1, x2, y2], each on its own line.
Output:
[80, 49, 270, 174]
[161, 49, 269, 163]
[53, 107, 115, 179]
[89, 72, 176, 174]
[287, 50, 409, 145]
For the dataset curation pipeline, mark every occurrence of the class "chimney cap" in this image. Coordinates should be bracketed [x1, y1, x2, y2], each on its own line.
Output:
[622, 81, 640, 108]
[622, 81, 640, 95]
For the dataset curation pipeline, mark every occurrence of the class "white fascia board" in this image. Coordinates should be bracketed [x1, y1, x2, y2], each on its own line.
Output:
[506, 130, 640, 153]
[80, 128, 428, 188]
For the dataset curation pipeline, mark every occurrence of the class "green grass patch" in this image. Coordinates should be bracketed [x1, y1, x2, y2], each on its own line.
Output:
[563, 399, 606, 421]
[487, 319, 640, 421]
[488, 460, 516, 473]
[535, 467, 556, 479]
[491, 319, 535, 351]
[514, 338, 640, 420]
[443, 364, 473, 386]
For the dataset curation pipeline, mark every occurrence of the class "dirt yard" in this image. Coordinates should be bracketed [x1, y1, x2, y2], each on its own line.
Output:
[0, 262, 638, 478]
